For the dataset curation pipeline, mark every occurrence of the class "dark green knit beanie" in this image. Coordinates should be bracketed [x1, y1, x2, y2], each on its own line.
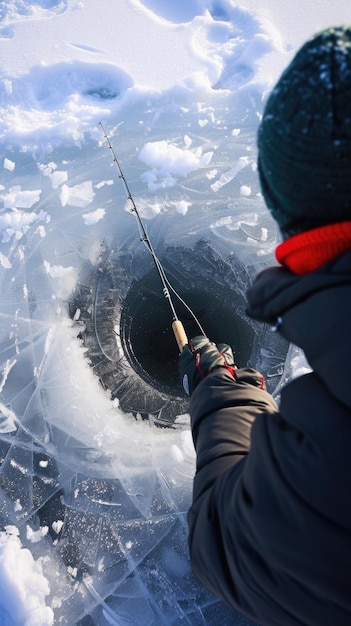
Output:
[257, 26, 351, 238]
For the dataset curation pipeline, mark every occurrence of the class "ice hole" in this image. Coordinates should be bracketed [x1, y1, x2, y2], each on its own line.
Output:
[121, 264, 255, 396]
[71, 241, 287, 422]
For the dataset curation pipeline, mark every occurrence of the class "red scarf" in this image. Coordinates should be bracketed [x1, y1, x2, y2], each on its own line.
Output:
[276, 221, 351, 275]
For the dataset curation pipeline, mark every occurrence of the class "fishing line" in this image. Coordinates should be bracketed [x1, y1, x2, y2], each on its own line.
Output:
[99, 122, 206, 350]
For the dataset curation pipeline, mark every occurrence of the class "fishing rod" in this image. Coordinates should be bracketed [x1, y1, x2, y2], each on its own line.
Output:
[99, 122, 205, 353]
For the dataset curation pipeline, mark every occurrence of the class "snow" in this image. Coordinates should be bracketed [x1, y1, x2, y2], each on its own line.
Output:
[0, 526, 54, 626]
[0, 0, 344, 624]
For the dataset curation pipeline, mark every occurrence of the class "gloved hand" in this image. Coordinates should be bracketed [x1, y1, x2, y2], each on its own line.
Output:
[179, 335, 236, 395]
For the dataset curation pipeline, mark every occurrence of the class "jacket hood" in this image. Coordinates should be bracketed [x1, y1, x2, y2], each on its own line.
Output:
[247, 249, 351, 324]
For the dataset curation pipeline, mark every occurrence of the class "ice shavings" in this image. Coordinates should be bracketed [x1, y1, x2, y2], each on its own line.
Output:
[4, 158, 15, 171]
[0, 359, 17, 394]
[0, 526, 54, 626]
[38, 162, 68, 189]
[0, 402, 17, 434]
[49, 170, 68, 189]
[0, 208, 48, 243]
[52, 520, 63, 535]
[0, 251, 12, 268]
[240, 184, 252, 196]
[1, 186, 41, 209]
[139, 139, 213, 191]
[60, 180, 95, 208]
[206, 168, 217, 180]
[211, 156, 251, 192]
[10, 459, 27, 475]
[26, 525, 49, 544]
[43, 261, 74, 279]
[37, 162, 56, 176]
[123, 194, 192, 218]
[82, 207, 105, 225]
[43, 261, 76, 298]
[95, 179, 114, 189]
[210, 212, 259, 233]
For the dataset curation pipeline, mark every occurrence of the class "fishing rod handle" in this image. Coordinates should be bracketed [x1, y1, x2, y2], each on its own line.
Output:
[172, 320, 188, 353]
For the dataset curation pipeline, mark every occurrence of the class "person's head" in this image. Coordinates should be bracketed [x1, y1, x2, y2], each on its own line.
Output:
[257, 26, 351, 239]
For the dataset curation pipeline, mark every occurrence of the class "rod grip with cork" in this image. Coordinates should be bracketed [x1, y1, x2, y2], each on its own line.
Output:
[172, 320, 188, 353]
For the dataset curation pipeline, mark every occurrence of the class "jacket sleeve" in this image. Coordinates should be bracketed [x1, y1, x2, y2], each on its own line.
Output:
[187, 366, 278, 609]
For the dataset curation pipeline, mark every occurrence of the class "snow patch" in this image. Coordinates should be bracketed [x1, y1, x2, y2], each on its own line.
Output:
[176, 200, 191, 215]
[0, 526, 54, 626]
[139, 139, 213, 191]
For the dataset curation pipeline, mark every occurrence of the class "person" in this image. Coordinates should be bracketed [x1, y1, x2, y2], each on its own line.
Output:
[179, 25, 351, 626]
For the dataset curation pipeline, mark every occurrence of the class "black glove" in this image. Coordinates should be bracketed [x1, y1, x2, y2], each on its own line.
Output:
[179, 335, 236, 395]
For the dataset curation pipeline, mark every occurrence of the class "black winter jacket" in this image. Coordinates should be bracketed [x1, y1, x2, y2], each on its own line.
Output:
[188, 250, 351, 626]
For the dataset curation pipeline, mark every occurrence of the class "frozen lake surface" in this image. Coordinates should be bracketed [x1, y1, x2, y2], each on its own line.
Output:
[0, 0, 344, 624]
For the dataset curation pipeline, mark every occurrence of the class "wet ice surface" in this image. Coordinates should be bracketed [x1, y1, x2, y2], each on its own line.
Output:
[0, 0, 333, 623]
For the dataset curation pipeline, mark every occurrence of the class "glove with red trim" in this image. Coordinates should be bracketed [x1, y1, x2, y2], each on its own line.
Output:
[179, 335, 236, 395]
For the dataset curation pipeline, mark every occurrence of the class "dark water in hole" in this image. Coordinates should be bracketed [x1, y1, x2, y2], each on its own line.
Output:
[122, 273, 255, 394]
